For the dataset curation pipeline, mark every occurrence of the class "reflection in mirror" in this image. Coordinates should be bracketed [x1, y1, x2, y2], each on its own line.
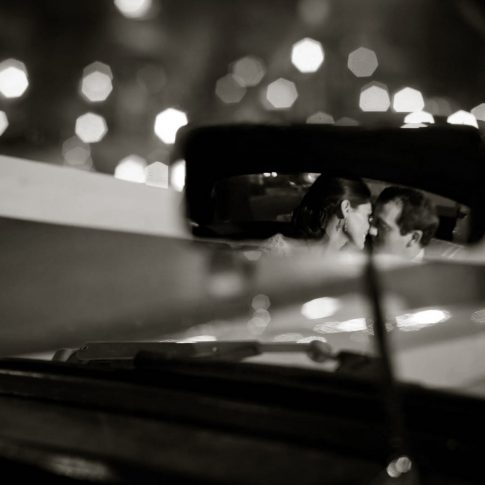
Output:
[202, 173, 470, 259]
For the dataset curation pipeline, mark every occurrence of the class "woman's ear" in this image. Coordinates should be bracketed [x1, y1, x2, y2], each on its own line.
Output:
[339, 200, 351, 218]
[406, 230, 423, 247]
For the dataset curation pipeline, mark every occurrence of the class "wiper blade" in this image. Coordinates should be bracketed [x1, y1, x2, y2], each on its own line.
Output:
[60, 340, 334, 365]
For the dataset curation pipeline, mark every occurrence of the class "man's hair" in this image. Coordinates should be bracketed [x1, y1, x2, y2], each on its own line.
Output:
[376, 186, 439, 247]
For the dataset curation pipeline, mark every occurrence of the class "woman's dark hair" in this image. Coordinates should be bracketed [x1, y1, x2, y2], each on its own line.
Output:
[292, 175, 371, 238]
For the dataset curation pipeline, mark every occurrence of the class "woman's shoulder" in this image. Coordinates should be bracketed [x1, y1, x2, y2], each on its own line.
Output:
[261, 233, 296, 255]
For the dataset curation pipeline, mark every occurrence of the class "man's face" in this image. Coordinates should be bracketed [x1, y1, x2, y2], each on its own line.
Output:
[372, 200, 414, 257]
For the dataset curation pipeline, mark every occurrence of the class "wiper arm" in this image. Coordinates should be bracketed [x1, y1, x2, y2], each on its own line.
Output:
[62, 340, 335, 365]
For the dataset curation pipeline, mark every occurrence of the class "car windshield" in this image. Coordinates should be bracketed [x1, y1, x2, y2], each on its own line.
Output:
[1, 0, 485, 403]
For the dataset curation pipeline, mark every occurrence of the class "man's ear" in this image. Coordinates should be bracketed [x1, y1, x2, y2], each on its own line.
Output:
[339, 200, 351, 218]
[406, 230, 423, 247]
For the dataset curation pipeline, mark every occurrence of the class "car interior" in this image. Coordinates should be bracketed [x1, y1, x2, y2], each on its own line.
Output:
[181, 124, 485, 248]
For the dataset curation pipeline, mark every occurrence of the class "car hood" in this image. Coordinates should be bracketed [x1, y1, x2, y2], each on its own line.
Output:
[3, 215, 485, 399]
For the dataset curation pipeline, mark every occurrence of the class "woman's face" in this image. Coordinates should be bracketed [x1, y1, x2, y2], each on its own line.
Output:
[345, 202, 372, 249]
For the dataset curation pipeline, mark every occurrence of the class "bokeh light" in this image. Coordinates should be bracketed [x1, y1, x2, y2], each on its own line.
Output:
[154, 108, 188, 144]
[0, 111, 9, 136]
[313, 319, 368, 334]
[0, 59, 29, 98]
[297, 0, 331, 26]
[471, 309, 485, 324]
[80, 62, 113, 103]
[114, 154, 147, 183]
[170, 159, 186, 192]
[297, 336, 328, 344]
[232, 56, 266, 87]
[404, 111, 434, 124]
[306, 111, 334, 124]
[215, 74, 246, 104]
[447, 110, 479, 128]
[396, 308, 450, 330]
[251, 309, 271, 326]
[145, 161, 169, 188]
[401, 123, 427, 129]
[471, 103, 485, 122]
[393, 87, 425, 113]
[387, 456, 413, 478]
[62, 136, 92, 169]
[251, 294, 271, 311]
[273, 333, 304, 342]
[291, 38, 325, 73]
[336, 117, 359, 126]
[180, 335, 217, 343]
[426, 97, 453, 117]
[347, 47, 378, 78]
[114, 0, 152, 18]
[301, 297, 340, 320]
[247, 313, 270, 335]
[265, 78, 298, 109]
[75, 113, 108, 143]
[359, 82, 390, 112]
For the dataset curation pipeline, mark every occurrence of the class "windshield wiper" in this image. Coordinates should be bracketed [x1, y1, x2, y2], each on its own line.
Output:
[56, 340, 382, 380]
[59, 340, 335, 365]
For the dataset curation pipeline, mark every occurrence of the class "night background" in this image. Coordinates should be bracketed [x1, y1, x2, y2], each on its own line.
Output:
[0, 0, 484, 184]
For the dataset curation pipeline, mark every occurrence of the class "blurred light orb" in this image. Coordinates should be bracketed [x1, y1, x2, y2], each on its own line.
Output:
[62, 136, 92, 169]
[273, 333, 304, 342]
[303, 172, 320, 183]
[336, 318, 367, 332]
[471, 309, 485, 324]
[426, 97, 453, 117]
[215, 74, 246, 104]
[404, 111, 434, 124]
[387, 456, 413, 478]
[232, 56, 266, 87]
[114, 0, 152, 18]
[336, 117, 359, 126]
[145, 161, 169, 188]
[266, 78, 298, 109]
[81, 62, 113, 102]
[248, 315, 270, 335]
[170, 159, 186, 192]
[471, 103, 485, 122]
[252, 294, 271, 310]
[301, 297, 340, 320]
[393, 87, 425, 113]
[291, 38, 325, 73]
[0, 111, 9, 136]
[0, 59, 29, 98]
[447, 110, 479, 128]
[115, 155, 147, 183]
[297, 0, 331, 26]
[396, 309, 450, 329]
[154, 108, 188, 144]
[75, 113, 108, 143]
[347, 47, 378, 78]
[401, 123, 427, 129]
[306, 111, 334, 124]
[180, 335, 217, 343]
[253, 309, 272, 325]
[359, 82, 390, 112]
[297, 336, 328, 344]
